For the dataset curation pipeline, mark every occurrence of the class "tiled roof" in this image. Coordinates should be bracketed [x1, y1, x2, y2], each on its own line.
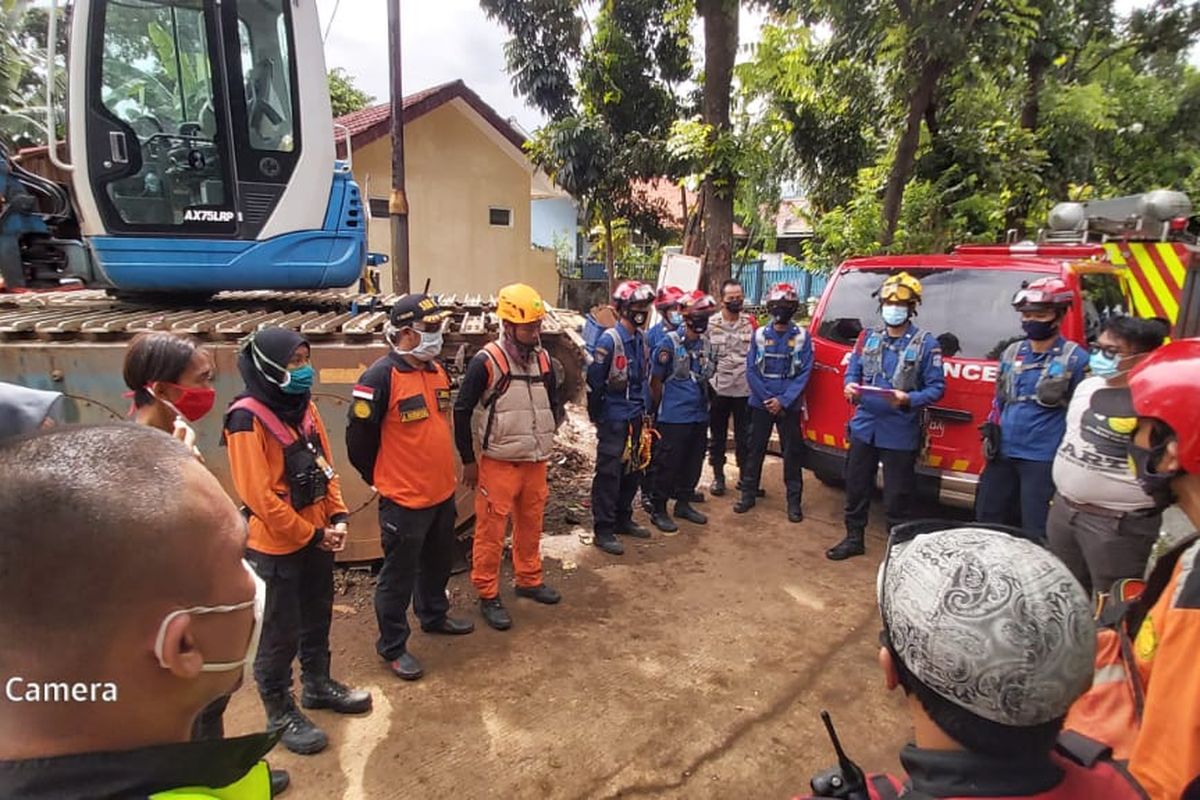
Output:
[334, 80, 526, 153]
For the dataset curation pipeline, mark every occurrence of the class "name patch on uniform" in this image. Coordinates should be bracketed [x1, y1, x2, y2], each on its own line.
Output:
[398, 394, 430, 423]
[436, 388, 451, 412]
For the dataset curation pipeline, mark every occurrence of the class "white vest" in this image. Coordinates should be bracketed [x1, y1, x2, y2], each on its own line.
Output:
[470, 343, 556, 463]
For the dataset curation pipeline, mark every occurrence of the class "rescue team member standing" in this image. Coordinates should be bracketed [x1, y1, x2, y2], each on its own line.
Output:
[828, 273, 944, 562]
[0, 425, 281, 799]
[225, 328, 371, 756]
[736, 283, 812, 522]
[346, 295, 474, 682]
[122, 332, 293, 793]
[976, 278, 1087, 539]
[797, 526, 1143, 800]
[588, 280, 656, 556]
[1046, 316, 1168, 597]
[125, 332, 216, 460]
[648, 291, 719, 533]
[641, 285, 686, 513]
[706, 278, 757, 497]
[453, 284, 563, 632]
[1088, 338, 1200, 800]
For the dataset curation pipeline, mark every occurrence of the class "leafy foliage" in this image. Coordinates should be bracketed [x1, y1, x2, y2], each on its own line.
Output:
[328, 68, 374, 118]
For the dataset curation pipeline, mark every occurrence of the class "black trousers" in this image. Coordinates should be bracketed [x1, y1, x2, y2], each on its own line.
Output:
[742, 406, 804, 508]
[375, 495, 456, 661]
[975, 456, 1056, 540]
[709, 394, 750, 474]
[592, 417, 644, 539]
[248, 542, 335, 698]
[654, 422, 708, 503]
[1045, 492, 1161, 597]
[843, 438, 918, 536]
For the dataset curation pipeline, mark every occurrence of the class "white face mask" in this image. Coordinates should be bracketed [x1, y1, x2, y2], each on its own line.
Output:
[154, 559, 265, 687]
[390, 324, 445, 362]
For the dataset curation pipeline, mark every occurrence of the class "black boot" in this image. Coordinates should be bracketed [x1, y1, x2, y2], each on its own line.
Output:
[262, 693, 327, 755]
[826, 532, 866, 561]
[480, 596, 512, 630]
[616, 519, 652, 539]
[650, 501, 678, 533]
[710, 470, 727, 497]
[515, 583, 562, 604]
[270, 768, 290, 796]
[301, 674, 372, 715]
[733, 492, 756, 514]
[688, 490, 706, 503]
[787, 503, 803, 524]
[674, 500, 708, 525]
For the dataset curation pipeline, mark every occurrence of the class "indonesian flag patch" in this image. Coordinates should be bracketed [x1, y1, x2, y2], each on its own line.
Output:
[352, 384, 376, 401]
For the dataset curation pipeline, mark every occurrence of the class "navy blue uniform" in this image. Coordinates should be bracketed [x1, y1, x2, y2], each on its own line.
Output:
[976, 336, 1088, 539]
[842, 323, 945, 538]
[587, 323, 649, 544]
[741, 322, 812, 512]
[651, 334, 710, 504]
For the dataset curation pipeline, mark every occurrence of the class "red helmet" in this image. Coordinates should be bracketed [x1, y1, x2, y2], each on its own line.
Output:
[766, 283, 800, 308]
[681, 291, 718, 318]
[613, 280, 655, 309]
[654, 285, 685, 310]
[1012, 277, 1073, 312]
[1093, 338, 1200, 474]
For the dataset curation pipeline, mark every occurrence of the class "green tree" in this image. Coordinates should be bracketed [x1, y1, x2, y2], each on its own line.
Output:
[327, 67, 374, 118]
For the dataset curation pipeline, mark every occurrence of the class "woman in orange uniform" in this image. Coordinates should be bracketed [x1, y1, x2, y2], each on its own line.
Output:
[224, 327, 371, 757]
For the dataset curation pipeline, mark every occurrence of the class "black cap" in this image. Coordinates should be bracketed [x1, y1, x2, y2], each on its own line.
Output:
[1090, 386, 1136, 419]
[389, 294, 450, 327]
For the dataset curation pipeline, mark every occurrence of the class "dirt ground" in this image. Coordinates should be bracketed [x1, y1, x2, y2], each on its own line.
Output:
[225, 452, 915, 799]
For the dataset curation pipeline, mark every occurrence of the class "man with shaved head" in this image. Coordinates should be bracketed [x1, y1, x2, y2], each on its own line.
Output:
[0, 424, 279, 799]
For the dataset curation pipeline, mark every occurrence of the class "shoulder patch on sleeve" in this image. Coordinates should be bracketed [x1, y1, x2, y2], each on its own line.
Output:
[225, 408, 256, 434]
[657, 348, 672, 365]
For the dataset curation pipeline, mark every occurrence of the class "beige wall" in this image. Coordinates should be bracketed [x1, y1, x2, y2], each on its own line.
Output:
[351, 100, 560, 302]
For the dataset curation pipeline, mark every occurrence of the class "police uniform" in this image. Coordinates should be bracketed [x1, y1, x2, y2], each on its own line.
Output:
[842, 322, 944, 540]
[741, 321, 813, 515]
[976, 336, 1087, 539]
[651, 331, 712, 508]
[706, 311, 756, 484]
[346, 299, 463, 665]
[587, 321, 649, 548]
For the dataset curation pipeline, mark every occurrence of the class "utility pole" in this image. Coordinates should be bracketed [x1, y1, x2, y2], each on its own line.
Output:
[387, 0, 410, 293]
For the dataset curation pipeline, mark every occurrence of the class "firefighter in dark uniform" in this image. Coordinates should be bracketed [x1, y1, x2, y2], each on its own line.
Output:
[976, 277, 1088, 540]
[827, 272, 945, 561]
[588, 280, 656, 556]
[735, 283, 812, 522]
[346, 295, 475, 683]
[648, 291, 719, 533]
[641, 285, 686, 514]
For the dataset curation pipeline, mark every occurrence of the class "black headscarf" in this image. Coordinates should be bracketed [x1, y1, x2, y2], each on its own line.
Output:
[235, 327, 310, 427]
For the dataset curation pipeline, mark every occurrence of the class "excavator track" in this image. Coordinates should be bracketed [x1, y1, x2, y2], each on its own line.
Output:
[0, 289, 588, 562]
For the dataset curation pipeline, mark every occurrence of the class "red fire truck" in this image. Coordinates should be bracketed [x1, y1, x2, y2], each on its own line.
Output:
[802, 191, 1196, 508]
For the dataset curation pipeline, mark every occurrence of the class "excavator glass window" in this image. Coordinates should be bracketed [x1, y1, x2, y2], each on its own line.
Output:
[234, 1, 296, 154]
[90, 0, 234, 233]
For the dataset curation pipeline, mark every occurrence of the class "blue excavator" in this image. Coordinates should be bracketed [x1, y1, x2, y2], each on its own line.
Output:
[1, 0, 367, 292]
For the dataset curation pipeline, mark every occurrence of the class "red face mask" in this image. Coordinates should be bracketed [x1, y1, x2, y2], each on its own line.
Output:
[156, 383, 216, 422]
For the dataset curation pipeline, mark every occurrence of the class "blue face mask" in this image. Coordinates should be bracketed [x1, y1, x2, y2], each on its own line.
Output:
[881, 304, 909, 327]
[281, 364, 314, 395]
[667, 311, 683, 327]
[1089, 350, 1119, 378]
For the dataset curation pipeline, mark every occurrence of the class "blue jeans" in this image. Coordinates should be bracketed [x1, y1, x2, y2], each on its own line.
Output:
[975, 456, 1056, 540]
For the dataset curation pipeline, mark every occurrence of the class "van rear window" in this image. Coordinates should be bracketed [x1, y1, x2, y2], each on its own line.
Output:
[816, 268, 1048, 360]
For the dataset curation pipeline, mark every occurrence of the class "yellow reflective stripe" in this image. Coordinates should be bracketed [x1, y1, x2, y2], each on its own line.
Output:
[822, 433, 836, 446]
[927, 454, 943, 467]
[1157, 242, 1187, 288]
[1104, 242, 1127, 266]
[951, 458, 970, 472]
[1128, 243, 1180, 320]
[151, 762, 271, 800]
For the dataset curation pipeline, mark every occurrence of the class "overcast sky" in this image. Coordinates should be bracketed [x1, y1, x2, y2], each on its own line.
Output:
[316, 0, 1166, 132]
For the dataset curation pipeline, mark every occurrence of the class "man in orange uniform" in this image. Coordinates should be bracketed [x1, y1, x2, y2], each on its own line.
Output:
[346, 295, 475, 682]
[1088, 337, 1200, 800]
[453, 283, 564, 630]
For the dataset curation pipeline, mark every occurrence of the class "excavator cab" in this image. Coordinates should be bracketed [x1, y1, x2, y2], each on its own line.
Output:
[50, 0, 365, 291]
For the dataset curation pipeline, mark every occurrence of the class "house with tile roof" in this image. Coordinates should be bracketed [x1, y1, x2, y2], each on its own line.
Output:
[336, 80, 567, 300]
